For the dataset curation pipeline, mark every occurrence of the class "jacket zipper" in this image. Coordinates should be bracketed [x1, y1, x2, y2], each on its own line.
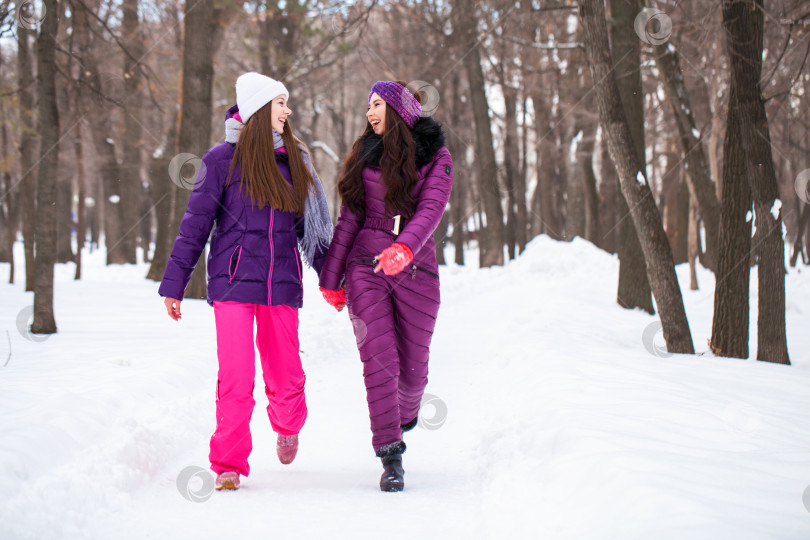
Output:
[293, 246, 302, 282]
[267, 209, 275, 305]
[348, 258, 439, 279]
[411, 264, 439, 279]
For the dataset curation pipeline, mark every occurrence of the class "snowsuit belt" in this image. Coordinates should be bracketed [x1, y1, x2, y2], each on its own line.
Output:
[364, 216, 407, 236]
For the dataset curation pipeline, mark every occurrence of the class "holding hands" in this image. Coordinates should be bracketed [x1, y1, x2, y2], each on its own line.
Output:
[320, 243, 413, 313]
[320, 287, 346, 312]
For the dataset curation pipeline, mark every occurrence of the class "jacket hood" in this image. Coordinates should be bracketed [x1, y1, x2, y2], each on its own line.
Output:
[360, 116, 446, 169]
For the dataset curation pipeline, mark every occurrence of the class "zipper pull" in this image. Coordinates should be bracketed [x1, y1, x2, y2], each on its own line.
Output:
[411, 264, 417, 279]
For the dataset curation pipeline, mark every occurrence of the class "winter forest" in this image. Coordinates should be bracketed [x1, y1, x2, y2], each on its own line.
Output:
[1, 0, 809, 538]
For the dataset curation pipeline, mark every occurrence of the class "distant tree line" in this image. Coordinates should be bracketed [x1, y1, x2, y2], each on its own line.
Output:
[1, 0, 806, 364]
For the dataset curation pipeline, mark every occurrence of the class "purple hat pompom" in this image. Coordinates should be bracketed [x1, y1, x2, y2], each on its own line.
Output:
[368, 81, 422, 128]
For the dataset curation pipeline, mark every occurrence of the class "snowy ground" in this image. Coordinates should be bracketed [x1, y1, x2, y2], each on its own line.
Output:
[0, 237, 808, 539]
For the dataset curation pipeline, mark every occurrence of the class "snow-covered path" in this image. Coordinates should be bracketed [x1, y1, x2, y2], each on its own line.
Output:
[1, 238, 808, 539]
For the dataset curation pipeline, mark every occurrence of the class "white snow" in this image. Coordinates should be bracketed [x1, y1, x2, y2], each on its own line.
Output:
[0, 237, 808, 539]
[566, 14, 578, 35]
[692, 127, 700, 139]
[771, 199, 782, 220]
[569, 130, 583, 163]
[108, 194, 120, 204]
[636, 170, 647, 185]
[105, 137, 114, 145]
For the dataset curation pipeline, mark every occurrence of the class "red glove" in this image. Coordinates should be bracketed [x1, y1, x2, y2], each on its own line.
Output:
[374, 243, 414, 276]
[320, 287, 346, 312]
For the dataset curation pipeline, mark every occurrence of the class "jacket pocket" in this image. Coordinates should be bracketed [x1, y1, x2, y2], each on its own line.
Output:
[348, 258, 377, 266]
[410, 264, 440, 280]
[293, 246, 302, 282]
[228, 245, 243, 284]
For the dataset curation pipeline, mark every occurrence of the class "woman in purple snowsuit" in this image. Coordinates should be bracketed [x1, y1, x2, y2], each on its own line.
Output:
[159, 73, 331, 491]
[319, 81, 453, 492]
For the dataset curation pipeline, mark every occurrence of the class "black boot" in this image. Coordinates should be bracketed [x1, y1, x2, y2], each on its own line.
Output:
[376, 441, 406, 492]
[401, 417, 418, 433]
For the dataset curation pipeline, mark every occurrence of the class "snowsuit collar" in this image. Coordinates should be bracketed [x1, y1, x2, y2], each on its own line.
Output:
[360, 116, 446, 169]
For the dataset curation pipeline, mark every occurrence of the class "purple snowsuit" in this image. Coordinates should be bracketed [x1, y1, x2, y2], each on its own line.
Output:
[319, 117, 453, 452]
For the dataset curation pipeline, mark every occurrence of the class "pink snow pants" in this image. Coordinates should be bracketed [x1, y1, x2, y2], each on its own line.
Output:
[209, 301, 306, 476]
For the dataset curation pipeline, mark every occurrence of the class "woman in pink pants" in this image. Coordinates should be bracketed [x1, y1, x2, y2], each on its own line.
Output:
[159, 73, 331, 491]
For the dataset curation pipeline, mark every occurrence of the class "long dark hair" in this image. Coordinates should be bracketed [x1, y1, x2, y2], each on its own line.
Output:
[227, 103, 314, 215]
[338, 82, 421, 219]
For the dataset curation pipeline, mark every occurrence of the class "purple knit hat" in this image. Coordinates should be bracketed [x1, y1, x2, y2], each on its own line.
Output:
[368, 81, 422, 128]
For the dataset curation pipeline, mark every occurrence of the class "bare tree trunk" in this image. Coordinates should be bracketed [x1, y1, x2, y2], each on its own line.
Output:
[502, 86, 520, 260]
[18, 22, 37, 292]
[98, 135, 126, 264]
[258, 1, 301, 79]
[688, 194, 699, 291]
[789, 204, 808, 267]
[74, 127, 86, 280]
[533, 91, 561, 240]
[722, 0, 788, 364]
[528, 178, 542, 238]
[145, 0, 181, 280]
[145, 119, 178, 281]
[119, 0, 144, 264]
[450, 182, 466, 265]
[172, 0, 219, 299]
[433, 213, 448, 265]
[139, 188, 152, 263]
[565, 125, 585, 241]
[517, 94, 529, 253]
[608, 0, 653, 313]
[653, 42, 721, 271]
[453, 0, 504, 267]
[662, 150, 688, 265]
[447, 71, 465, 266]
[709, 38, 724, 203]
[675, 169, 690, 265]
[575, 113, 599, 244]
[432, 66, 451, 266]
[598, 135, 618, 253]
[32, 0, 60, 335]
[579, 0, 694, 353]
[804, 208, 810, 264]
[1, 116, 14, 281]
[72, 3, 127, 265]
[56, 160, 74, 263]
[710, 96, 751, 359]
[551, 67, 572, 241]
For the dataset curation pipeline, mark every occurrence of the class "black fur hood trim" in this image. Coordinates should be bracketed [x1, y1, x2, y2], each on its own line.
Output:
[360, 116, 446, 169]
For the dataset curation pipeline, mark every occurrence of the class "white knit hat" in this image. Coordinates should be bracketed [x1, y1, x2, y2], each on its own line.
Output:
[235, 72, 289, 124]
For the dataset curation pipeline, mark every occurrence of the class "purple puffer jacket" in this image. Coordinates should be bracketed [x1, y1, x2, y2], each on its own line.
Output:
[319, 117, 453, 290]
[159, 122, 325, 307]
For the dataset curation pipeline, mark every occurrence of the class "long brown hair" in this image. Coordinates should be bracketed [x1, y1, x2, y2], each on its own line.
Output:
[338, 82, 421, 219]
[227, 103, 314, 215]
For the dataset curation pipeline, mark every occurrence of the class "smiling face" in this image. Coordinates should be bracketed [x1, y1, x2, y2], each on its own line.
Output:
[366, 93, 386, 134]
[270, 95, 292, 133]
